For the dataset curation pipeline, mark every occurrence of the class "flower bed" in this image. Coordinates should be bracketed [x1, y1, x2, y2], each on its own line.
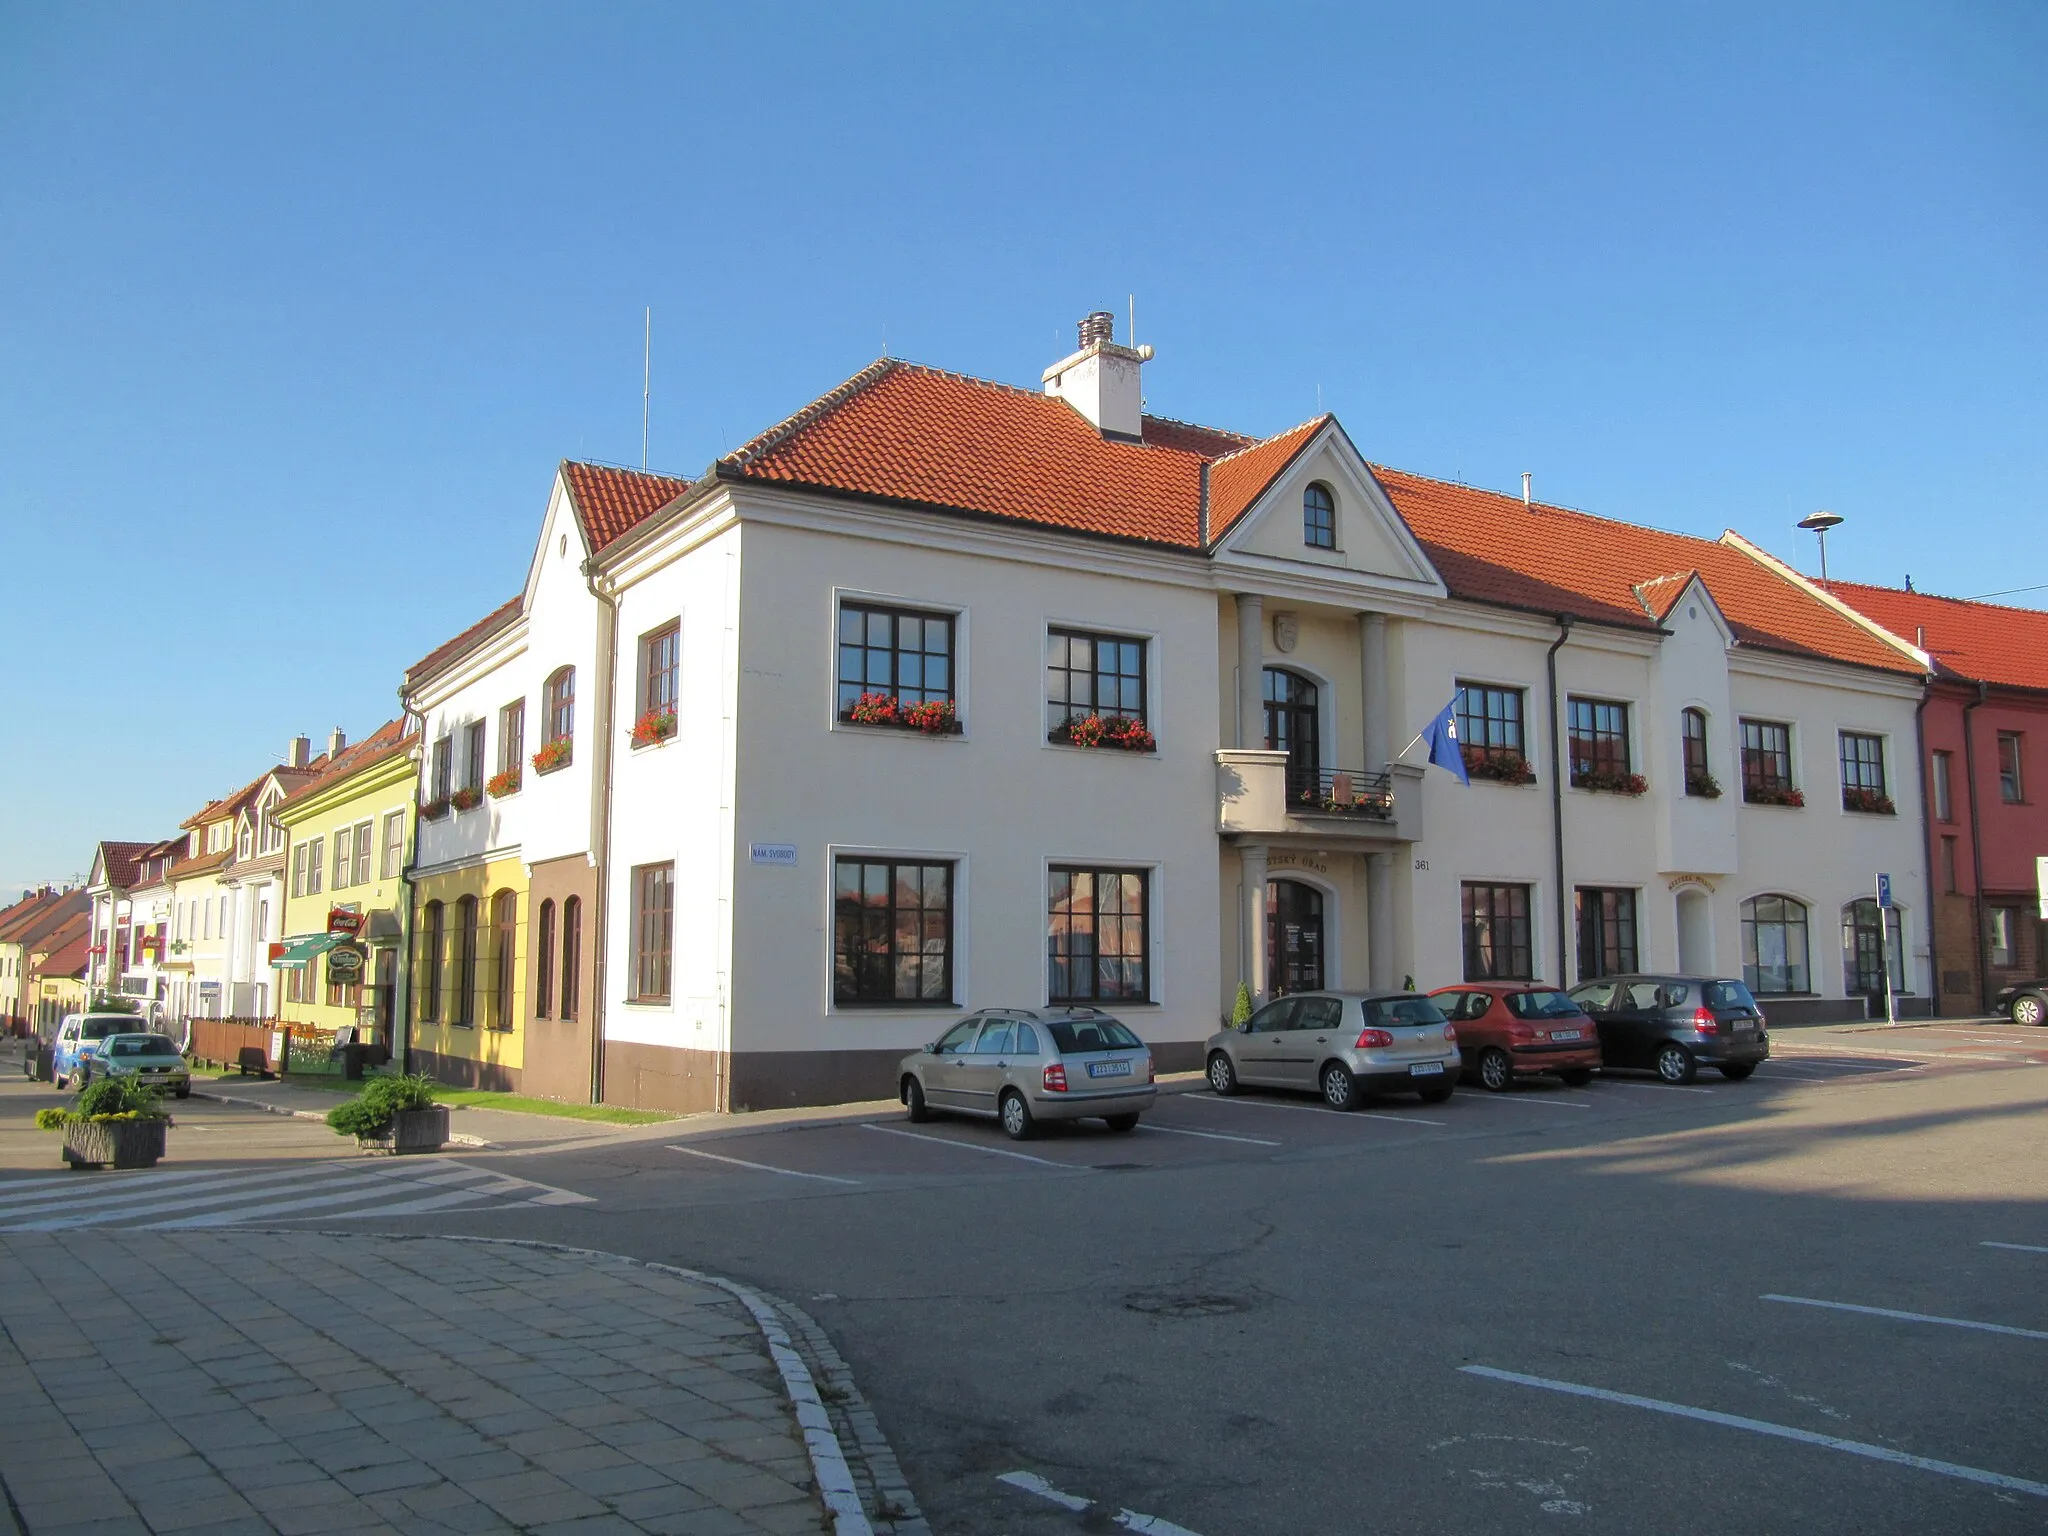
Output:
[1051, 714, 1156, 753]
[485, 766, 522, 798]
[37, 1077, 171, 1169]
[1463, 747, 1536, 785]
[630, 707, 678, 748]
[532, 737, 573, 774]
[842, 694, 962, 736]
[1745, 783, 1805, 808]
[1572, 769, 1649, 796]
[1842, 786, 1896, 815]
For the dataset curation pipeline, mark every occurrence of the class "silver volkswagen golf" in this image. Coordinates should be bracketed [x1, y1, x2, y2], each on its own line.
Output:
[898, 1007, 1157, 1140]
[1204, 992, 1460, 1109]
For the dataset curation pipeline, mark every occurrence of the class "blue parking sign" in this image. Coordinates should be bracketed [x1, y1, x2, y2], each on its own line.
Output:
[1876, 873, 1894, 909]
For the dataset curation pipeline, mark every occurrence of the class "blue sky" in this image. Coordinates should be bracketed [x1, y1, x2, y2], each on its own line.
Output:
[2, 1, 2043, 891]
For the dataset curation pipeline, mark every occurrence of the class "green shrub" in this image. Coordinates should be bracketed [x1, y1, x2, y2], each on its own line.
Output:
[1230, 982, 1254, 1027]
[326, 1074, 438, 1138]
[36, 1074, 166, 1131]
[34, 1107, 68, 1131]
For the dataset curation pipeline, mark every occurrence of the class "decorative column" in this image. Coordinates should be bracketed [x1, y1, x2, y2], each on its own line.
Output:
[1359, 612, 1390, 771]
[1235, 593, 1265, 749]
[1366, 851, 1394, 990]
[1241, 842, 1269, 1004]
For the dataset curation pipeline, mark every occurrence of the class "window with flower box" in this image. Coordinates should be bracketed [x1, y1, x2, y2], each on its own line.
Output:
[1568, 698, 1639, 792]
[833, 857, 953, 1005]
[1048, 867, 1149, 1004]
[1681, 708, 1719, 797]
[634, 620, 681, 746]
[491, 700, 525, 795]
[1455, 682, 1532, 782]
[536, 667, 575, 771]
[1839, 731, 1893, 813]
[836, 602, 956, 731]
[1741, 719, 1798, 805]
[1046, 629, 1150, 749]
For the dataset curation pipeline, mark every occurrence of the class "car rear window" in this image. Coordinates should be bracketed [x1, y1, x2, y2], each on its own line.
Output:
[1505, 990, 1582, 1019]
[1704, 981, 1759, 1012]
[83, 1019, 136, 1039]
[1045, 1019, 1143, 1053]
[1365, 997, 1448, 1029]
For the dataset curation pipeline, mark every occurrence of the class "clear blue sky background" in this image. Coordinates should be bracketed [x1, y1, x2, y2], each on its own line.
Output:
[2, 1, 2043, 892]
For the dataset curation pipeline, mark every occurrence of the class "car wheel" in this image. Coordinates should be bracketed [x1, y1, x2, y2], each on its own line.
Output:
[1478, 1048, 1515, 1092]
[903, 1075, 931, 1123]
[1559, 1068, 1594, 1087]
[1717, 1062, 1756, 1081]
[1104, 1112, 1141, 1133]
[999, 1090, 1036, 1141]
[2012, 992, 2048, 1028]
[53, 1071, 67, 1090]
[175, 1087, 190, 1100]
[1320, 1062, 1359, 1111]
[1207, 1051, 1241, 1096]
[1419, 1083, 1455, 1105]
[1655, 1043, 1698, 1085]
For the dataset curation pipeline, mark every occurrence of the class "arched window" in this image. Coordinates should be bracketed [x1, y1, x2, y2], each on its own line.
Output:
[490, 890, 518, 1030]
[542, 667, 575, 756]
[418, 901, 443, 1022]
[1681, 708, 1712, 795]
[535, 899, 556, 1020]
[1263, 668, 1321, 800]
[453, 895, 479, 1025]
[560, 896, 582, 1022]
[1741, 895, 1810, 995]
[1303, 482, 1335, 549]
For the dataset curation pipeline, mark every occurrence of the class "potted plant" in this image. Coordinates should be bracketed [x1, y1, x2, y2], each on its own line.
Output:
[630, 706, 679, 747]
[1463, 746, 1537, 785]
[325, 1074, 448, 1154]
[1572, 768, 1649, 796]
[485, 766, 522, 798]
[532, 737, 573, 774]
[901, 699, 959, 736]
[1842, 786, 1896, 815]
[1745, 783, 1805, 808]
[37, 1076, 171, 1169]
[846, 691, 901, 727]
[450, 786, 483, 812]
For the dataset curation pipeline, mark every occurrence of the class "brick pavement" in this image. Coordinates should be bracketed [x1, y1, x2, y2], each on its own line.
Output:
[0, 1232, 862, 1535]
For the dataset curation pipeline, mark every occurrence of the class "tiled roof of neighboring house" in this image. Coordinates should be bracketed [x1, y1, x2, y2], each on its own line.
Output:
[277, 719, 414, 813]
[181, 768, 277, 831]
[94, 842, 152, 890]
[34, 930, 89, 980]
[1821, 580, 2048, 694]
[405, 597, 522, 690]
[0, 891, 47, 934]
[30, 911, 89, 962]
[170, 848, 232, 882]
[1369, 467, 1924, 675]
[562, 461, 691, 554]
[0, 889, 86, 945]
[1208, 416, 1329, 538]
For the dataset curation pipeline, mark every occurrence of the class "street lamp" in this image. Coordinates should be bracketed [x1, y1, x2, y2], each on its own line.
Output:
[1797, 510, 1844, 583]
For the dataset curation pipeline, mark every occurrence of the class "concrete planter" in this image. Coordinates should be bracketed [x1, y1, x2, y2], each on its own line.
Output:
[358, 1105, 449, 1155]
[63, 1117, 168, 1169]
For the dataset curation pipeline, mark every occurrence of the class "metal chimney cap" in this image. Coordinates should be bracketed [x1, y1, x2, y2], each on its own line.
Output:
[1797, 510, 1844, 532]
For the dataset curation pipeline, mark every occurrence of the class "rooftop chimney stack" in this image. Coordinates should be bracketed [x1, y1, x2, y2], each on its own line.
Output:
[1522, 473, 1532, 507]
[328, 728, 347, 759]
[1043, 311, 1154, 441]
[288, 735, 311, 769]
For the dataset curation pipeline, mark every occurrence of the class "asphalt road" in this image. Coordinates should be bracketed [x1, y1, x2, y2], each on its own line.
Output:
[7, 1022, 2046, 1534]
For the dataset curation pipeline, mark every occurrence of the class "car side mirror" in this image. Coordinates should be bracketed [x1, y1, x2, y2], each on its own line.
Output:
[923, 1043, 938, 1055]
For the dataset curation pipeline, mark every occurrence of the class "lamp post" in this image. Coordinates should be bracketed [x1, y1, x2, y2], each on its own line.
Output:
[1798, 510, 1844, 583]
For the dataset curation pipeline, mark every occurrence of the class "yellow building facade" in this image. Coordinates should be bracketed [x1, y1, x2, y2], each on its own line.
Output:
[410, 854, 528, 1090]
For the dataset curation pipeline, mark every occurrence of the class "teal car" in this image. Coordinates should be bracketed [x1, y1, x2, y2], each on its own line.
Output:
[78, 1033, 191, 1099]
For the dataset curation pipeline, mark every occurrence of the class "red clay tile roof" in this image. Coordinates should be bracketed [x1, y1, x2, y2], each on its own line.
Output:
[405, 597, 522, 690]
[562, 461, 692, 554]
[181, 769, 276, 831]
[33, 929, 89, 979]
[1139, 415, 1256, 458]
[0, 889, 86, 945]
[1822, 580, 2048, 693]
[169, 848, 232, 881]
[1209, 416, 1329, 538]
[1370, 467, 1924, 675]
[722, 361, 1223, 547]
[277, 720, 414, 813]
[94, 841, 152, 890]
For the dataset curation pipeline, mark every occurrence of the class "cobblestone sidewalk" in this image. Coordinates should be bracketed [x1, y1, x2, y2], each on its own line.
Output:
[0, 1232, 850, 1535]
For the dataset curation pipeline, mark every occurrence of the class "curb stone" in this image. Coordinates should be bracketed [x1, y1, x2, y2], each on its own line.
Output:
[188, 1085, 492, 1146]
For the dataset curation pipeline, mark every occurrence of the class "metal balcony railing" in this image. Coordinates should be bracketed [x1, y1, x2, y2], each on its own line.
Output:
[1288, 766, 1395, 819]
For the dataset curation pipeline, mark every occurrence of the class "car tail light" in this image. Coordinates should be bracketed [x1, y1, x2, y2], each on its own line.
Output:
[1354, 1028, 1394, 1048]
[1145, 1056, 1155, 1083]
[1043, 1063, 1068, 1092]
[1507, 1022, 1537, 1043]
[1442, 1024, 1458, 1044]
[1691, 1006, 1720, 1034]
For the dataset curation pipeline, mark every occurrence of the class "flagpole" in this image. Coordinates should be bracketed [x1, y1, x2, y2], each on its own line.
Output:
[1394, 731, 1427, 759]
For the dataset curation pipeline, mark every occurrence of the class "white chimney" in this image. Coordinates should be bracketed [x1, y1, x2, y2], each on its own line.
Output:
[1043, 311, 1153, 440]
[287, 735, 311, 769]
[328, 727, 347, 758]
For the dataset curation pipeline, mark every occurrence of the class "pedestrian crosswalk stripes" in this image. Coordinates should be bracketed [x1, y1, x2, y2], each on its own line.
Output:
[0, 1157, 593, 1231]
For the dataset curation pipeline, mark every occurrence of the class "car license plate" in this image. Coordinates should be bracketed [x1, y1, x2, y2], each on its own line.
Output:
[1087, 1060, 1131, 1078]
[1409, 1061, 1444, 1077]
[1733, 1025, 1754, 1036]
[1550, 1029, 1583, 1041]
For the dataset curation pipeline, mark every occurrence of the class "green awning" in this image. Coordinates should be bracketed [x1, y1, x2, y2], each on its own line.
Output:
[272, 932, 342, 970]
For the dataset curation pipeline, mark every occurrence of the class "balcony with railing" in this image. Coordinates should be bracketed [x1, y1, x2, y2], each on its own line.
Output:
[1217, 750, 1423, 844]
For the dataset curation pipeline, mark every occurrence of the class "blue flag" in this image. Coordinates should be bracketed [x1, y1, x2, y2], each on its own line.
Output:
[1423, 697, 1470, 784]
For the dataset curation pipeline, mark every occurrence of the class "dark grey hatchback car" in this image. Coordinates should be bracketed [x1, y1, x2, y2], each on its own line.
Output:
[1566, 975, 1770, 1084]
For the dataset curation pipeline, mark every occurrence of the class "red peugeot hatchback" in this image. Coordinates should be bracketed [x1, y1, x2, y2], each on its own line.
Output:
[1428, 982, 1603, 1091]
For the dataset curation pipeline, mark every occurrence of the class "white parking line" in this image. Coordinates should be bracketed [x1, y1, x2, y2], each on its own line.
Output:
[1191, 1095, 1447, 1128]
[1762, 1293, 2048, 1342]
[1983, 1241, 2048, 1255]
[667, 1145, 864, 1185]
[860, 1122, 1072, 1167]
[998, 1471, 1207, 1534]
[1461, 1364, 2048, 1500]
[1137, 1123, 1281, 1147]
[1573, 1078, 1713, 1095]
[1461, 1092, 1591, 1109]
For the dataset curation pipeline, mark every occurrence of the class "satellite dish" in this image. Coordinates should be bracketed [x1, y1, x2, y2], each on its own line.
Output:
[1797, 510, 1844, 533]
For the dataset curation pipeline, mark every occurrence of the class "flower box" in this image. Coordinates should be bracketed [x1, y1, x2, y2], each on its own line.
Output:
[1842, 786, 1896, 815]
[841, 694, 964, 736]
[418, 796, 452, 820]
[1050, 714, 1155, 753]
[63, 1117, 168, 1170]
[485, 767, 522, 798]
[357, 1105, 449, 1156]
[1463, 747, 1536, 785]
[1572, 769, 1649, 796]
[630, 708, 678, 748]
[1685, 771, 1723, 799]
[1745, 784, 1805, 808]
[532, 737, 573, 775]
[450, 787, 483, 812]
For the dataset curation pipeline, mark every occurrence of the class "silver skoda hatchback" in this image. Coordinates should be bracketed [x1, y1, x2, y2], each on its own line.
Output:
[898, 1008, 1157, 1140]
[1204, 992, 1460, 1109]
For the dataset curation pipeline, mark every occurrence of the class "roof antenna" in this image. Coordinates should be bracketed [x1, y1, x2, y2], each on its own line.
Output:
[641, 306, 652, 470]
[1797, 509, 1844, 583]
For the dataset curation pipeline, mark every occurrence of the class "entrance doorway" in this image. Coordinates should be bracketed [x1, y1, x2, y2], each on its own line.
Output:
[1263, 668, 1321, 801]
[1676, 886, 1713, 974]
[1843, 899, 1902, 1012]
[1267, 879, 1325, 994]
[371, 948, 397, 1048]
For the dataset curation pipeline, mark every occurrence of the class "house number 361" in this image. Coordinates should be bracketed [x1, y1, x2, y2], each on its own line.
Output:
[1413, 859, 1429, 871]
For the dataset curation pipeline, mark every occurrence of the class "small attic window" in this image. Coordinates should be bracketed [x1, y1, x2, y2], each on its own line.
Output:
[559, 534, 568, 558]
[1304, 483, 1336, 549]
